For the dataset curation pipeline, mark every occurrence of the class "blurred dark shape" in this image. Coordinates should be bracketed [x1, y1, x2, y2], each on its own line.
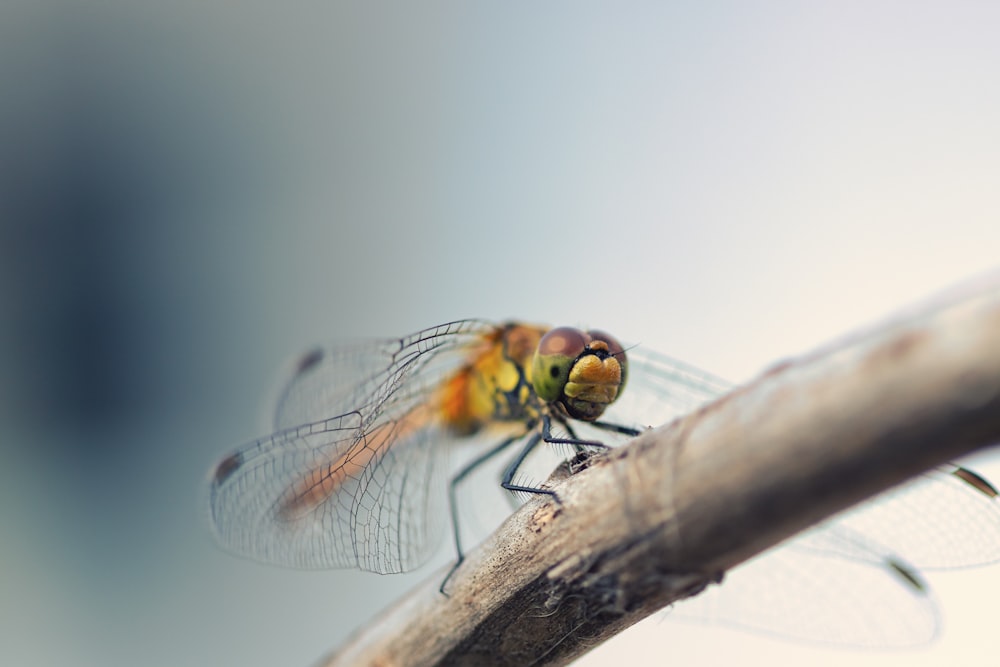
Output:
[0, 9, 273, 441]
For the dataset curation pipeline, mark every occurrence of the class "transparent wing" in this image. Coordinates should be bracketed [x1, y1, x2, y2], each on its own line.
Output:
[669, 529, 939, 647]
[272, 319, 496, 431]
[208, 319, 498, 573]
[613, 345, 733, 428]
[209, 414, 450, 572]
[802, 466, 1000, 570]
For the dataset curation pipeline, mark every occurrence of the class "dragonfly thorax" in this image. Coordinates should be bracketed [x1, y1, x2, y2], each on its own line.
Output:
[436, 323, 548, 435]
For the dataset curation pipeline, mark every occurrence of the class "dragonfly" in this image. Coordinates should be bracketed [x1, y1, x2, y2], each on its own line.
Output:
[208, 319, 1000, 647]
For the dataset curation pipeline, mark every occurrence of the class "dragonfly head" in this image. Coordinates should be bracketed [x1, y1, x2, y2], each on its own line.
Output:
[531, 327, 627, 421]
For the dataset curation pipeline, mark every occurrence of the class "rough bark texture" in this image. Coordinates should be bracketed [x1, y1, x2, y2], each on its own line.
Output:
[321, 275, 1000, 667]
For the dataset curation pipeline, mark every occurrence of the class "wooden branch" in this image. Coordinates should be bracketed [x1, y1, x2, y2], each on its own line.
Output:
[320, 275, 1000, 667]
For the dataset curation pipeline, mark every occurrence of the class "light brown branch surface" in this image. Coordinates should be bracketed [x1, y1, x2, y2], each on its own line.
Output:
[321, 275, 1000, 667]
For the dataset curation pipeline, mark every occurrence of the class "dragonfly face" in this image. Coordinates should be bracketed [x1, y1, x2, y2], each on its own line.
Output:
[207, 318, 1000, 648]
[531, 327, 628, 422]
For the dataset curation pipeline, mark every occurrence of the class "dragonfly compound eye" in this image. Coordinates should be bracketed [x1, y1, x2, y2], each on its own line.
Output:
[531, 327, 588, 403]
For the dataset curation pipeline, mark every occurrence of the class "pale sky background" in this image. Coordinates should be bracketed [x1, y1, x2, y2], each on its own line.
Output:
[1, 2, 999, 666]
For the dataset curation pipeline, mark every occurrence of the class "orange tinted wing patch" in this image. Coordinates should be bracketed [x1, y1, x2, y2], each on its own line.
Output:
[277, 440, 377, 521]
[277, 407, 433, 521]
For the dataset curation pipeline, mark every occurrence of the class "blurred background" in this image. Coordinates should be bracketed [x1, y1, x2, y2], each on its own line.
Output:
[1, 2, 999, 666]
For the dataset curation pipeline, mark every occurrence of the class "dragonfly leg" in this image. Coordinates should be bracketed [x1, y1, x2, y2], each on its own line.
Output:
[441, 431, 525, 595]
[540, 413, 609, 450]
[589, 419, 641, 437]
[556, 419, 591, 454]
[500, 431, 559, 498]
[539, 415, 640, 474]
[547, 416, 639, 452]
